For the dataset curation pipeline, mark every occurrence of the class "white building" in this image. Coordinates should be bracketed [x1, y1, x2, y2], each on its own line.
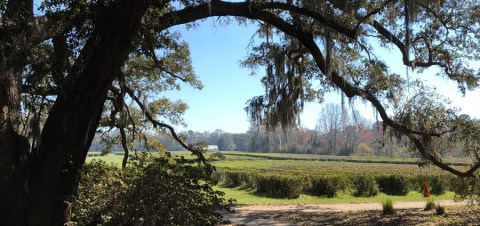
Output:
[206, 145, 219, 151]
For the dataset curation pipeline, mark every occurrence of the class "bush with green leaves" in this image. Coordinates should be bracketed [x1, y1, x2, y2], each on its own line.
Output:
[223, 171, 256, 189]
[70, 160, 126, 225]
[70, 154, 229, 226]
[255, 174, 305, 198]
[429, 175, 450, 195]
[377, 174, 410, 196]
[352, 174, 379, 197]
[307, 175, 348, 198]
[416, 174, 451, 196]
[450, 176, 480, 201]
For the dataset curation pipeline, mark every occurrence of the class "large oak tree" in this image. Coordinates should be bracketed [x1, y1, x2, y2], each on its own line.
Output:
[1, 0, 480, 224]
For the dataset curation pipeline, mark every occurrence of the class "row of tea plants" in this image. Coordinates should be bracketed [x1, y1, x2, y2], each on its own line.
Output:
[215, 169, 466, 199]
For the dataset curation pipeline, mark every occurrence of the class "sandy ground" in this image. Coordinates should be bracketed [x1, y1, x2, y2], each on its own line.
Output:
[233, 200, 466, 213]
[221, 200, 467, 226]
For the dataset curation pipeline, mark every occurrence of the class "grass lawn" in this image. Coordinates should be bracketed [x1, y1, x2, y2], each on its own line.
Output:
[216, 185, 456, 205]
[86, 153, 124, 165]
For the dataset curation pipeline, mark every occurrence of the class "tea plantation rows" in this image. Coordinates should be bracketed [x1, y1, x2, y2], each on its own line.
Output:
[209, 152, 473, 199]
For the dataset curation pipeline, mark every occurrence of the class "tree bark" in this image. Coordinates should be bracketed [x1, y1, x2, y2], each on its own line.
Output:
[16, 1, 148, 225]
[0, 68, 29, 225]
[26, 1, 148, 224]
[0, 1, 32, 224]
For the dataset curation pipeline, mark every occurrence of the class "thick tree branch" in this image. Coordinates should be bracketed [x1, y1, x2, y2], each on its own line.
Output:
[254, 1, 357, 39]
[157, 1, 356, 39]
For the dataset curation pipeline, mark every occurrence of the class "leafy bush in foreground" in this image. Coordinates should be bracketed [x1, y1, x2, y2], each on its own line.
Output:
[70, 155, 229, 226]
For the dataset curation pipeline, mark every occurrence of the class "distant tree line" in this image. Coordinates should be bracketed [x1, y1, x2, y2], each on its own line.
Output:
[161, 103, 466, 157]
[90, 103, 469, 158]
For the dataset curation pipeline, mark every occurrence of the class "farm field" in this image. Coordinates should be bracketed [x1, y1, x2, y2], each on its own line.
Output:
[208, 151, 469, 203]
[88, 151, 472, 205]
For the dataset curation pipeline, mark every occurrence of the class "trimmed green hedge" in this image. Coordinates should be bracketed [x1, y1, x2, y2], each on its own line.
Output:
[256, 175, 305, 198]
[307, 175, 348, 198]
[352, 174, 379, 197]
[217, 169, 459, 199]
[377, 174, 410, 195]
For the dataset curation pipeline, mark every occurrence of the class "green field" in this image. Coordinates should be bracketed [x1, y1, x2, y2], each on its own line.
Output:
[217, 187, 456, 205]
[87, 151, 470, 205]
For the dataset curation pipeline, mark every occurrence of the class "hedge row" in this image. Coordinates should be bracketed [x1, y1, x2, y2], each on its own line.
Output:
[217, 170, 462, 199]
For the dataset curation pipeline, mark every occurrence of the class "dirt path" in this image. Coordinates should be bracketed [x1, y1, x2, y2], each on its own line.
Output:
[222, 200, 466, 226]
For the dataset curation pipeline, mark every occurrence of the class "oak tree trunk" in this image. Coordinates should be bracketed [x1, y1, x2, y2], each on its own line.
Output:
[0, 0, 148, 225]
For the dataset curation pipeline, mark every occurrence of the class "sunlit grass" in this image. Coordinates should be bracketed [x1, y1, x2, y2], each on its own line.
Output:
[86, 153, 124, 165]
[215, 185, 456, 205]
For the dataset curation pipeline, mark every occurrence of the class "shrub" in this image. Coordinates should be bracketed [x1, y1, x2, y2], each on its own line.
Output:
[449, 176, 480, 200]
[417, 175, 450, 195]
[70, 160, 125, 225]
[224, 171, 244, 187]
[352, 174, 379, 197]
[307, 175, 348, 198]
[70, 155, 228, 226]
[223, 171, 257, 189]
[382, 199, 395, 215]
[377, 174, 410, 196]
[429, 175, 449, 195]
[256, 175, 305, 198]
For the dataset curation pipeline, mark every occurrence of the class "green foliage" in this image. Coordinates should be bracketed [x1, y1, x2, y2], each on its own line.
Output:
[214, 152, 467, 199]
[352, 174, 379, 197]
[307, 175, 348, 198]
[377, 174, 410, 196]
[70, 156, 228, 225]
[71, 161, 125, 225]
[382, 198, 395, 215]
[223, 171, 256, 189]
[417, 175, 449, 195]
[450, 176, 480, 201]
[255, 175, 305, 199]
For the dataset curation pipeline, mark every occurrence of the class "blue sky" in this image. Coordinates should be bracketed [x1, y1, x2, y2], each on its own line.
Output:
[166, 18, 480, 133]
